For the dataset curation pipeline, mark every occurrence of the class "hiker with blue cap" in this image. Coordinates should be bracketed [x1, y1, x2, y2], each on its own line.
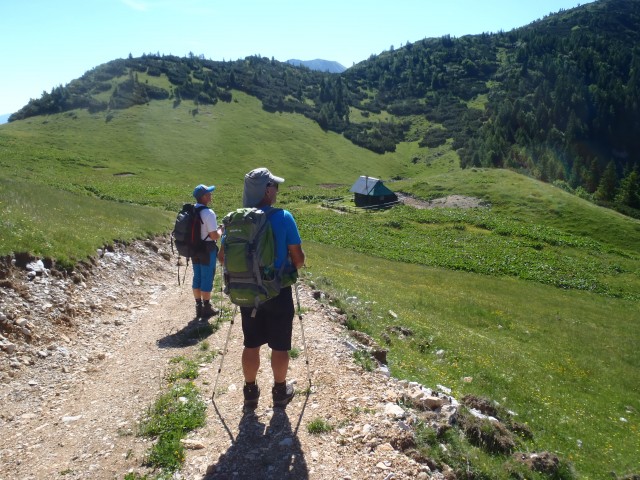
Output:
[192, 183, 223, 319]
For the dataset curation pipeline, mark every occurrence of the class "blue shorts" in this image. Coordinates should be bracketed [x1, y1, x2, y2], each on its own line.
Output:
[241, 286, 294, 351]
[192, 250, 217, 292]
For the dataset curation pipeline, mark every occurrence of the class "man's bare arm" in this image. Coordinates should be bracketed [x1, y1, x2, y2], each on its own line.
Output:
[288, 244, 305, 269]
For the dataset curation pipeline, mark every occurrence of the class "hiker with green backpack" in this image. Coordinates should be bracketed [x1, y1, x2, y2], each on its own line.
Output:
[217, 167, 305, 410]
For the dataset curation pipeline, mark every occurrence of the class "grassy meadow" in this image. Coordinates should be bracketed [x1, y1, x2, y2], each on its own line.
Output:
[305, 242, 639, 478]
[0, 91, 638, 478]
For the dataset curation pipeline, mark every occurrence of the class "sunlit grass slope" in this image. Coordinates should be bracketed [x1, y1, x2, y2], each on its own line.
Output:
[0, 89, 422, 263]
[395, 167, 640, 252]
[0, 177, 173, 267]
[1, 88, 639, 478]
[305, 242, 639, 478]
[0, 91, 422, 212]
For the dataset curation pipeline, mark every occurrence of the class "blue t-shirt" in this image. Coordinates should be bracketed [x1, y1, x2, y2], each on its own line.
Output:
[262, 206, 302, 271]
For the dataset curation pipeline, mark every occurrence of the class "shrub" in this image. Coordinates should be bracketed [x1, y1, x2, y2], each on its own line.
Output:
[456, 407, 516, 454]
[307, 418, 333, 434]
[289, 347, 301, 359]
[353, 349, 376, 372]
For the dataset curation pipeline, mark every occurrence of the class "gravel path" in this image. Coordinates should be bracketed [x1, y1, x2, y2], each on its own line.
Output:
[0, 240, 440, 479]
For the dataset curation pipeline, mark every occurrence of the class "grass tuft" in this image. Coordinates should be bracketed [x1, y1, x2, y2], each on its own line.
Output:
[288, 347, 301, 359]
[138, 382, 206, 473]
[307, 418, 333, 435]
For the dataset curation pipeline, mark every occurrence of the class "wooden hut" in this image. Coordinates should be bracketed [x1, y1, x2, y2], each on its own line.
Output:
[349, 176, 398, 208]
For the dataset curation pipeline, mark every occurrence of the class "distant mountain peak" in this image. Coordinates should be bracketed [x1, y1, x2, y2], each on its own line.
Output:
[286, 59, 346, 73]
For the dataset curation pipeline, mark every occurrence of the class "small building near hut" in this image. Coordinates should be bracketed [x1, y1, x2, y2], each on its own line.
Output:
[349, 176, 398, 208]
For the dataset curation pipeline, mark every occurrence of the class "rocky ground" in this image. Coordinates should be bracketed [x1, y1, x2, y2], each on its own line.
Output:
[397, 194, 489, 210]
[0, 238, 454, 480]
[0, 233, 549, 480]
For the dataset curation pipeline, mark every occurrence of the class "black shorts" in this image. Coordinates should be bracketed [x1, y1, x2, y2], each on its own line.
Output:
[241, 286, 294, 351]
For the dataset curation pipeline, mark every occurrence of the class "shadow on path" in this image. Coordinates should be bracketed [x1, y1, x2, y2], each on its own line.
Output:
[156, 316, 218, 349]
[205, 394, 311, 479]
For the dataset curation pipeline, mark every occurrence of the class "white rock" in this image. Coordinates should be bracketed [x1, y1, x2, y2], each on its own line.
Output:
[180, 439, 205, 449]
[383, 403, 405, 418]
[15, 318, 29, 327]
[26, 260, 45, 273]
[62, 415, 82, 423]
[436, 384, 451, 394]
[468, 408, 498, 422]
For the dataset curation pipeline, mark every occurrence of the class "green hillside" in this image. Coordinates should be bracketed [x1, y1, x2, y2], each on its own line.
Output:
[2, 88, 639, 477]
[9, 0, 640, 220]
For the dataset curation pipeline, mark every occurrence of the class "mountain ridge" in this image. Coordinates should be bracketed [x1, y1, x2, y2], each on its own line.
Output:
[286, 58, 347, 73]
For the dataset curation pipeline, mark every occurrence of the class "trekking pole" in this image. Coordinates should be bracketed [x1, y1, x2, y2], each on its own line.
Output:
[177, 257, 189, 287]
[294, 283, 312, 389]
[212, 304, 238, 403]
[182, 259, 189, 286]
[217, 257, 224, 316]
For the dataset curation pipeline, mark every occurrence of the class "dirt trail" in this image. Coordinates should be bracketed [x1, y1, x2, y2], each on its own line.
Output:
[0, 243, 432, 480]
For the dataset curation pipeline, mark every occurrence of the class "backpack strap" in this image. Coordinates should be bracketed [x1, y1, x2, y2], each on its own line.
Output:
[265, 207, 286, 277]
[250, 208, 283, 317]
[195, 205, 208, 225]
[195, 204, 215, 246]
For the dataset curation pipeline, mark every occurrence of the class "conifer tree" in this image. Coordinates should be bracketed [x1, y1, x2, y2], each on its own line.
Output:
[595, 161, 618, 202]
[615, 168, 640, 209]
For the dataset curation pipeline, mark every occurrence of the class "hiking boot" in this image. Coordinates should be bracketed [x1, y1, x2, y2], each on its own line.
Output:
[195, 302, 203, 318]
[243, 383, 260, 410]
[201, 302, 218, 318]
[272, 382, 295, 408]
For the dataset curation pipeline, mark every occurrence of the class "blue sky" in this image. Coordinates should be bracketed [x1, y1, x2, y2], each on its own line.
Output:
[0, 0, 595, 115]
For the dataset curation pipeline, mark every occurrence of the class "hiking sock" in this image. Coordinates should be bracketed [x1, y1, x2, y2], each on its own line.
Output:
[195, 300, 203, 317]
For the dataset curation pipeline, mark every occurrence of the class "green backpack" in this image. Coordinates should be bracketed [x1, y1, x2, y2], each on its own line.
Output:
[221, 208, 284, 316]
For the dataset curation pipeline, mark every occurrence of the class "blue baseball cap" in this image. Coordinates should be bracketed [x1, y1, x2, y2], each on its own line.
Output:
[193, 184, 215, 200]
